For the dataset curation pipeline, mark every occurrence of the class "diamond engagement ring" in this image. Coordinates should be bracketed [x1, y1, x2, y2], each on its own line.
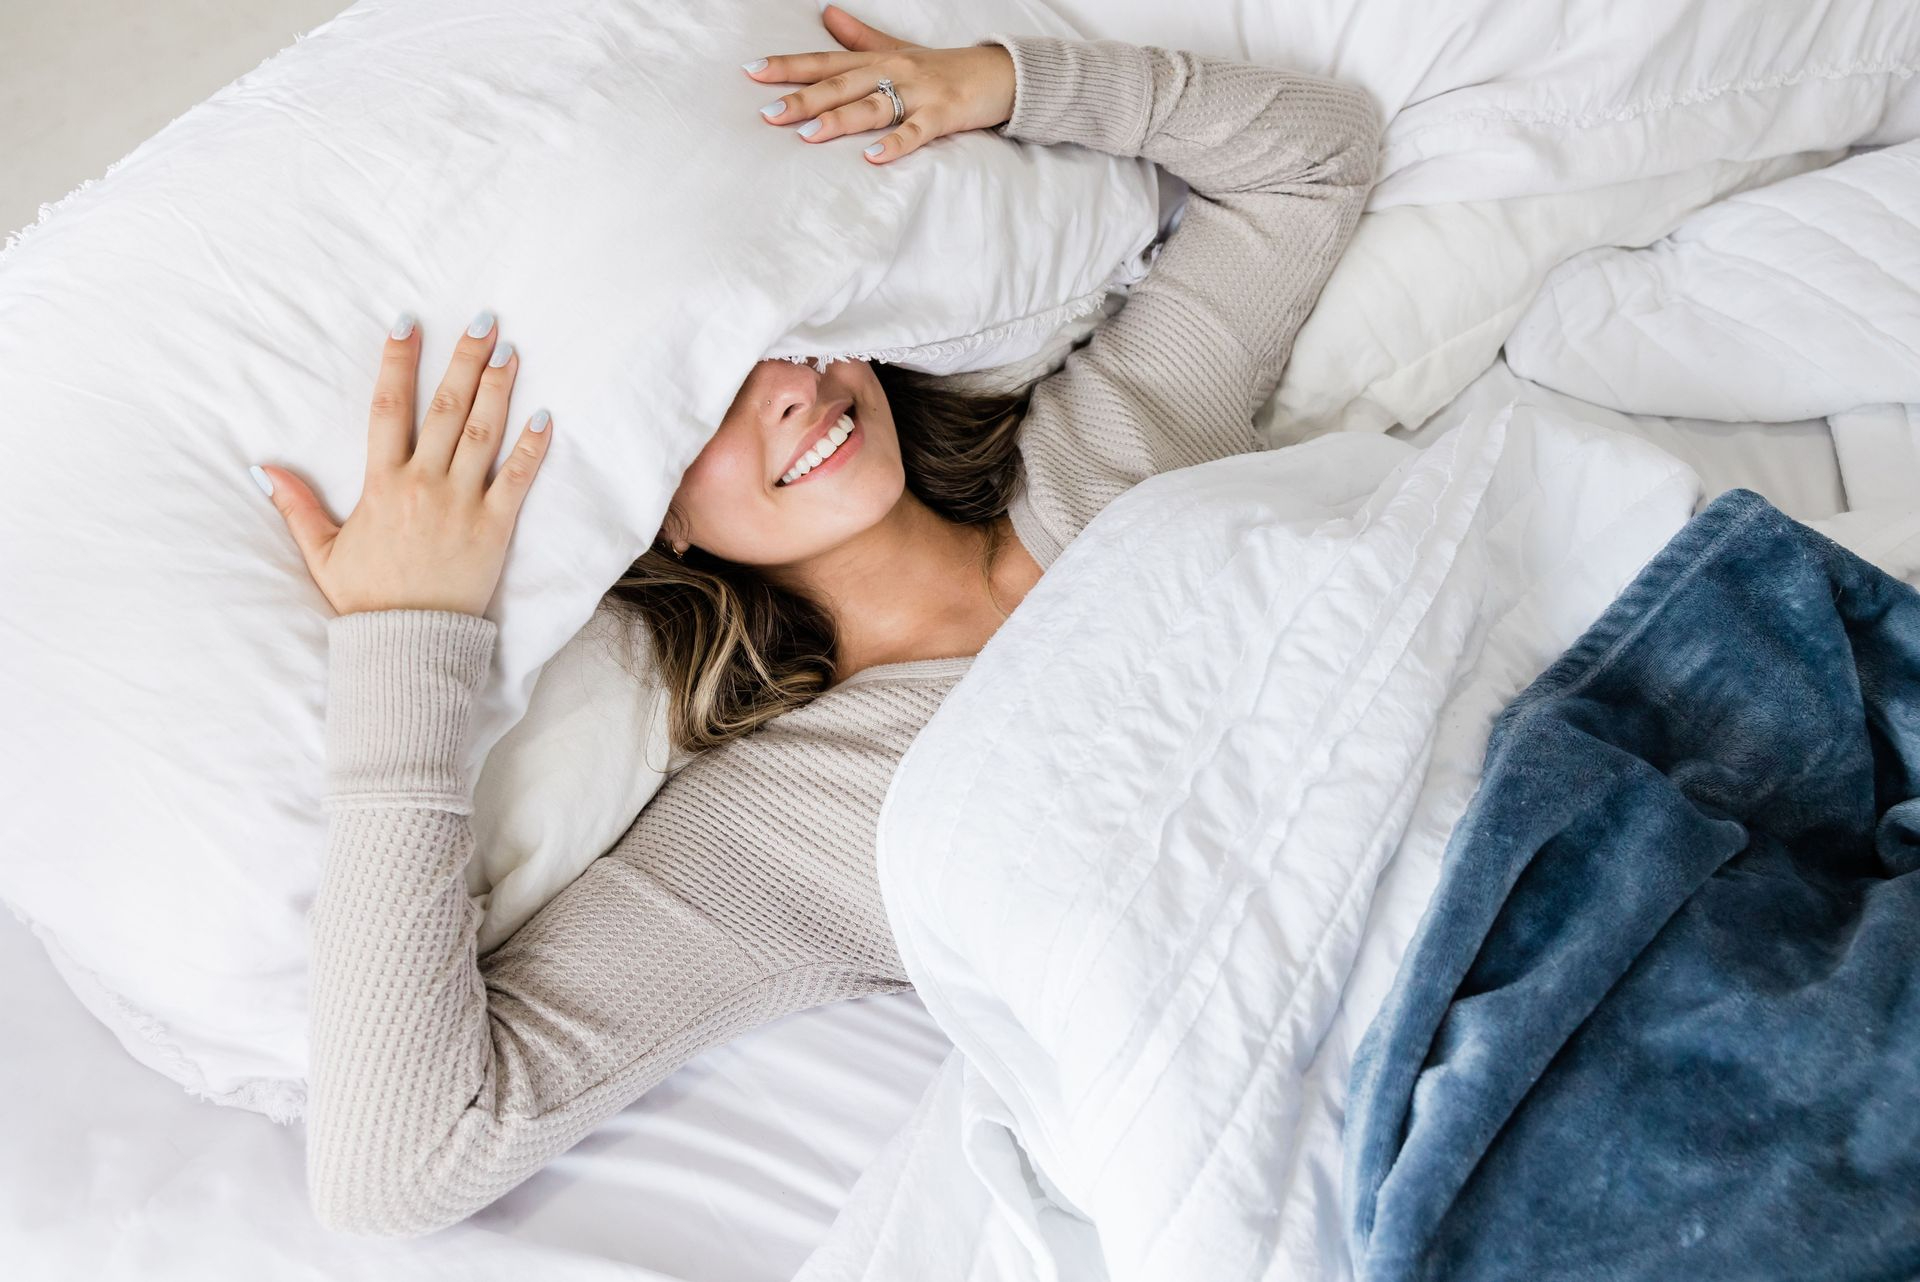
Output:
[872, 77, 904, 129]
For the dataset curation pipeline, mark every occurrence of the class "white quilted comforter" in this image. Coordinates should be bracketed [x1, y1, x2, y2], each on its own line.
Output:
[800, 389, 1920, 1281]
[803, 407, 1709, 1282]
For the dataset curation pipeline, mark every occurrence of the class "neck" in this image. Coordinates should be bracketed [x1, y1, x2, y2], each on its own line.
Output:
[765, 490, 1000, 677]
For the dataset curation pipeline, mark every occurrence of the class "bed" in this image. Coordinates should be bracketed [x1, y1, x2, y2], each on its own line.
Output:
[7, 0, 1917, 1278]
[1, 359, 1880, 1280]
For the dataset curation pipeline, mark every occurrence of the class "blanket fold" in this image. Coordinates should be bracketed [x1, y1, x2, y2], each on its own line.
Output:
[1345, 488, 1920, 1282]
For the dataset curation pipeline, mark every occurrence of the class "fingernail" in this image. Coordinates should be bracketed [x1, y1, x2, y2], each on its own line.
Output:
[249, 465, 274, 498]
[865, 141, 885, 156]
[741, 58, 767, 73]
[529, 408, 550, 434]
[489, 340, 514, 368]
[760, 100, 785, 119]
[467, 309, 494, 338]
[798, 118, 822, 138]
[389, 312, 415, 340]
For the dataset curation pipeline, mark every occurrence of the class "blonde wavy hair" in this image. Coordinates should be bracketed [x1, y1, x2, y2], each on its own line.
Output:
[603, 361, 1032, 758]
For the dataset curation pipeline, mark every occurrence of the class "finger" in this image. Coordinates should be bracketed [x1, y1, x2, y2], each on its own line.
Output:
[799, 85, 904, 144]
[820, 5, 915, 53]
[253, 464, 339, 569]
[449, 340, 518, 494]
[484, 409, 553, 521]
[368, 315, 418, 473]
[746, 50, 872, 102]
[760, 66, 897, 127]
[415, 309, 501, 473]
[862, 113, 934, 164]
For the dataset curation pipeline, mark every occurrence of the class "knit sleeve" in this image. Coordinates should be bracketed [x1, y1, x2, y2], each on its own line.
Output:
[975, 34, 1382, 569]
[305, 609, 903, 1238]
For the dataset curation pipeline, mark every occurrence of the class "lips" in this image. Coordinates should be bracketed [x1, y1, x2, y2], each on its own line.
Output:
[774, 398, 853, 484]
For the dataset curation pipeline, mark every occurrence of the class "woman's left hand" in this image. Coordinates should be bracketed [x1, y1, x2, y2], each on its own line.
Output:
[745, 4, 1016, 164]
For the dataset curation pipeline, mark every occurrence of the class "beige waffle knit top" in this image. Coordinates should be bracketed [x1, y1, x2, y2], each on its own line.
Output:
[307, 32, 1380, 1236]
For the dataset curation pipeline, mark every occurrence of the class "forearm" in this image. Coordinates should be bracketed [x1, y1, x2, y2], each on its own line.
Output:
[985, 34, 1381, 199]
[305, 609, 505, 1234]
[306, 610, 850, 1238]
[976, 35, 1381, 568]
[982, 34, 1379, 381]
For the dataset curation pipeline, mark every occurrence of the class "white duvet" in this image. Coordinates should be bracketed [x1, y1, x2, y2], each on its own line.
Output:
[800, 397, 1920, 1282]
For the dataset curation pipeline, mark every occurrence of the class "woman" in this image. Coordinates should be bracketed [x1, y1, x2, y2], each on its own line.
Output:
[259, 4, 1380, 1238]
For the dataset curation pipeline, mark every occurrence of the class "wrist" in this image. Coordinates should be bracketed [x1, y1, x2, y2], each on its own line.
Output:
[988, 45, 1016, 131]
[974, 34, 1154, 154]
[323, 609, 497, 813]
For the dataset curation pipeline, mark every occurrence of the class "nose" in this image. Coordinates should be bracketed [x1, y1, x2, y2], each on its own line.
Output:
[748, 358, 830, 431]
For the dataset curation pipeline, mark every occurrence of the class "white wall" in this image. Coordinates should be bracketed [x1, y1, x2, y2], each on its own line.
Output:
[0, 0, 346, 238]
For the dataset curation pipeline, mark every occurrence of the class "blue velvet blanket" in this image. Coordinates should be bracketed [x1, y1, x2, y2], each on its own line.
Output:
[1343, 488, 1920, 1282]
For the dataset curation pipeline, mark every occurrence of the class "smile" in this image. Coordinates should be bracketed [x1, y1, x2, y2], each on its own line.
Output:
[775, 410, 859, 487]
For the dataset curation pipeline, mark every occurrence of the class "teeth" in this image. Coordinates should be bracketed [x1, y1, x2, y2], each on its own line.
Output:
[779, 413, 856, 486]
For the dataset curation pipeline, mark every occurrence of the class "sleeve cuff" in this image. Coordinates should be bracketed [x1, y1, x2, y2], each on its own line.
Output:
[976, 33, 1154, 155]
[323, 609, 497, 813]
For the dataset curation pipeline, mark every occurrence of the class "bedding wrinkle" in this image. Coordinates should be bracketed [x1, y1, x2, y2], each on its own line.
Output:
[1079, 424, 1505, 1248]
[1392, 57, 1920, 144]
[1016, 488, 1346, 1048]
[1052, 462, 1418, 1059]
[304, 32, 1378, 1238]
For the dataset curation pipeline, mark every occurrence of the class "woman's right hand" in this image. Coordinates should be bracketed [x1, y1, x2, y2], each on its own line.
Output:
[251, 311, 552, 620]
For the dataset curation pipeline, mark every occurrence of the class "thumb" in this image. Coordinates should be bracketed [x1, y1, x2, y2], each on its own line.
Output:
[251, 463, 338, 568]
[821, 4, 913, 52]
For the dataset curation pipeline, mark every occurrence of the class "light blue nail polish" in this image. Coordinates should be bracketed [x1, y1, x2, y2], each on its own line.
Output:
[760, 100, 785, 118]
[249, 465, 274, 498]
[467, 310, 494, 338]
[798, 118, 822, 138]
[389, 312, 415, 340]
[489, 340, 514, 368]
[865, 141, 885, 156]
[529, 409, 550, 434]
[742, 58, 768, 73]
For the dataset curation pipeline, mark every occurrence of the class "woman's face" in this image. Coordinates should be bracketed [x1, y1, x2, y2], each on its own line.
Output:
[661, 358, 904, 568]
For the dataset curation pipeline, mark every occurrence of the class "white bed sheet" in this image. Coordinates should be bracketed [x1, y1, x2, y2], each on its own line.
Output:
[0, 902, 952, 1281]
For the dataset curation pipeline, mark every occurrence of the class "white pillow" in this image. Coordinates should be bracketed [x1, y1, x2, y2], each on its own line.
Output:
[1029, 0, 1920, 439]
[1504, 140, 1920, 421]
[0, 0, 1160, 1120]
[1258, 149, 1845, 443]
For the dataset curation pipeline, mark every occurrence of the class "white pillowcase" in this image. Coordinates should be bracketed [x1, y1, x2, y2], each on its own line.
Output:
[0, 0, 1161, 1120]
[1030, 0, 1920, 440]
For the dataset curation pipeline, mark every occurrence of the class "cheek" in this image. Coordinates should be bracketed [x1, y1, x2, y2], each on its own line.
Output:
[678, 438, 782, 558]
[686, 434, 766, 501]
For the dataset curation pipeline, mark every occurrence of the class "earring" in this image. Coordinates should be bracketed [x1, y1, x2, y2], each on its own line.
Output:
[672, 541, 688, 558]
